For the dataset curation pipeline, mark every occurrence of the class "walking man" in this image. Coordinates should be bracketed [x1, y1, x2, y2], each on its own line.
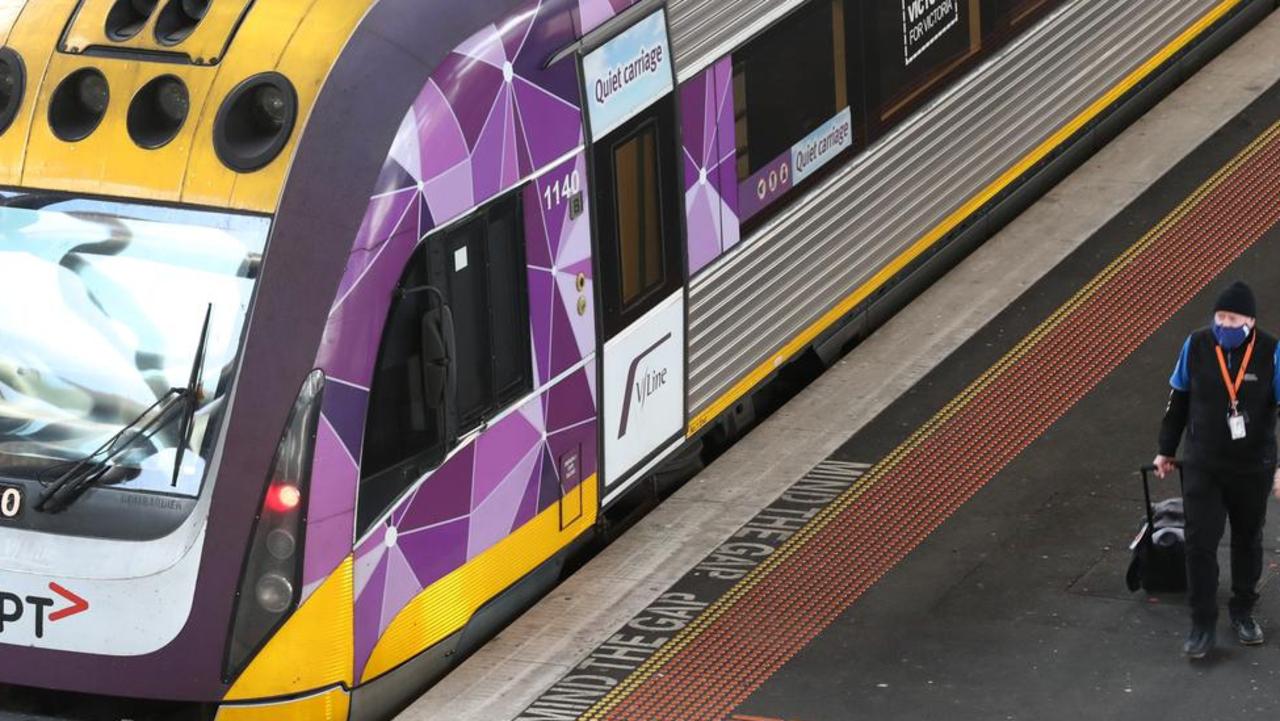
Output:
[1154, 281, 1280, 658]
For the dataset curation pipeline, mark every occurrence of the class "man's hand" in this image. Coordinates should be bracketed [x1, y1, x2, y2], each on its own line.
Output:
[1273, 468, 1280, 501]
[1153, 455, 1178, 479]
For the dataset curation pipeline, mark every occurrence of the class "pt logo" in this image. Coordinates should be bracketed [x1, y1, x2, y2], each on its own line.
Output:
[0, 583, 89, 639]
[617, 333, 672, 439]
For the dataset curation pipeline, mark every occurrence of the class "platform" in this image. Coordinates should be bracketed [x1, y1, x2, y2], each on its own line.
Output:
[401, 12, 1280, 721]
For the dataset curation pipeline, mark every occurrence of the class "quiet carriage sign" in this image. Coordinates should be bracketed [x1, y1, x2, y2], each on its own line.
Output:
[582, 9, 675, 140]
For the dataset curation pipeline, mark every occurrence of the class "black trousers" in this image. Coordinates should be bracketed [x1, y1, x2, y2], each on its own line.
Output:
[1182, 464, 1272, 627]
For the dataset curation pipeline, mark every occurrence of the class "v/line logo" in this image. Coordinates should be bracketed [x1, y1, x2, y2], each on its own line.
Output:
[617, 332, 672, 439]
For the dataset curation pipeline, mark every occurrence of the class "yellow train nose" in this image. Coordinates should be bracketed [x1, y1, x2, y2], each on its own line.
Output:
[0, 0, 369, 213]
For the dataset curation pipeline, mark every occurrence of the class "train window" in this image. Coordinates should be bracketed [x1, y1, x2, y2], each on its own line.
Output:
[592, 95, 684, 339]
[485, 197, 530, 402]
[361, 243, 447, 503]
[733, 0, 847, 179]
[866, 0, 985, 137]
[614, 127, 664, 306]
[731, 0, 857, 223]
[436, 192, 532, 432]
[440, 217, 493, 428]
[359, 192, 531, 531]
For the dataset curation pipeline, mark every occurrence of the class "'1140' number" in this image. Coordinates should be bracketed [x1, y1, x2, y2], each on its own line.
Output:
[544, 170, 582, 211]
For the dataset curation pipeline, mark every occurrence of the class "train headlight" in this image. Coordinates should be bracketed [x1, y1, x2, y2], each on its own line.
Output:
[266, 528, 296, 560]
[155, 0, 210, 46]
[49, 69, 109, 142]
[255, 574, 294, 614]
[127, 75, 189, 149]
[156, 77, 190, 119]
[252, 85, 288, 129]
[214, 72, 298, 173]
[182, 0, 211, 18]
[105, 0, 160, 41]
[0, 48, 25, 136]
[78, 75, 110, 113]
[224, 370, 324, 681]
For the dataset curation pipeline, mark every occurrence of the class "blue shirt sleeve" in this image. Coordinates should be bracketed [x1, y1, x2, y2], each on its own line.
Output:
[1273, 343, 1280, 404]
[1170, 336, 1191, 391]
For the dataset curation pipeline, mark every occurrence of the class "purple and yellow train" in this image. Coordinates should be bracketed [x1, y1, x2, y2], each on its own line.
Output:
[0, 0, 1266, 718]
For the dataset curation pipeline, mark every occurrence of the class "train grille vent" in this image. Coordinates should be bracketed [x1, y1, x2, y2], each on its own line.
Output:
[59, 0, 256, 66]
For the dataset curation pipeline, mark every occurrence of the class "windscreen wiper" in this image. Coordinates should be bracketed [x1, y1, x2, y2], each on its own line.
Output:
[171, 304, 212, 487]
[35, 389, 188, 512]
[36, 304, 214, 512]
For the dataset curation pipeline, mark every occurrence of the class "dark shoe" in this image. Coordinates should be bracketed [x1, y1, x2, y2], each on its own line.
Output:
[1183, 626, 1214, 659]
[1231, 616, 1265, 646]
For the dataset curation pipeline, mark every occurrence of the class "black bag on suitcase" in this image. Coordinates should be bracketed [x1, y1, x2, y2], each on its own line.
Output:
[1125, 464, 1187, 593]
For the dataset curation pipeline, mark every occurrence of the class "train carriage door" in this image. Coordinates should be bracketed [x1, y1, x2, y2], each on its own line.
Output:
[582, 10, 686, 503]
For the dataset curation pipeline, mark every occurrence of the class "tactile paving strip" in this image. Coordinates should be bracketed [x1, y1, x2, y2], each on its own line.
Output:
[580, 118, 1280, 721]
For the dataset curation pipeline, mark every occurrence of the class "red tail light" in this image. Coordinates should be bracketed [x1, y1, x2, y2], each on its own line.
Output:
[224, 370, 324, 681]
[265, 484, 302, 513]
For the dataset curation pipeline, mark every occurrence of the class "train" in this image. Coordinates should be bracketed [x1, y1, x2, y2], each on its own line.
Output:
[0, 0, 1270, 719]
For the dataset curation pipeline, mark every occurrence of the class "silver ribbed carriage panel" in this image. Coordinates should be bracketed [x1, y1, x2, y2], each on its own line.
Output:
[684, 0, 1224, 418]
[667, 0, 806, 81]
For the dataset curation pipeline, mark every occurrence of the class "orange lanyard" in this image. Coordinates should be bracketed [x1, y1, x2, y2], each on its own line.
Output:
[1215, 335, 1256, 412]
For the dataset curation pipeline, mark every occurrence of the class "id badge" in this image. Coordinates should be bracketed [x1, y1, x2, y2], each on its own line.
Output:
[1229, 413, 1247, 440]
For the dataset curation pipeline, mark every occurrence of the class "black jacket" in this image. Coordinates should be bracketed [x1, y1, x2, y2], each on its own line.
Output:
[1158, 327, 1278, 471]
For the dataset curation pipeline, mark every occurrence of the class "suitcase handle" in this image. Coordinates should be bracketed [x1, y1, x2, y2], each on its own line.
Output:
[1139, 461, 1184, 531]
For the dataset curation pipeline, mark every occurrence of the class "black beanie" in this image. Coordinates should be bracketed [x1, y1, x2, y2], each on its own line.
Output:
[1214, 281, 1257, 318]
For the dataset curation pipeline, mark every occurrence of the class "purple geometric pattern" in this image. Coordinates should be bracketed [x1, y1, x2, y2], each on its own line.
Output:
[524, 153, 596, 386]
[316, 0, 586, 387]
[298, 380, 366, 598]
[682, 57, 741, 277]
[351, 369, 597, 678]
[298, 0, 627, 671]
[575, 0, 640, 34]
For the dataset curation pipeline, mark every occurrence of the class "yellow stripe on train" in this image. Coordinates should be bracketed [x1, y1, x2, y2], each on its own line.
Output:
[363, 477, 598, 683]
[687, 0, 1245, 438]
[216, 686, 350, 721]
[222, 477, 596, 701]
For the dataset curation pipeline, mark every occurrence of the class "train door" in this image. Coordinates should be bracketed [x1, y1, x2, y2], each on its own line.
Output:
[581, 10, 686, 503]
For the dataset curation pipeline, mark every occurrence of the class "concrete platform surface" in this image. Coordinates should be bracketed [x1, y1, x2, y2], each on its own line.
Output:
[398, 10, 1280, 721]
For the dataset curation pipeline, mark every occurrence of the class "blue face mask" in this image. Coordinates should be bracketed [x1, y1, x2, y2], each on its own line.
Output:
[1213, 322, 1252, 350]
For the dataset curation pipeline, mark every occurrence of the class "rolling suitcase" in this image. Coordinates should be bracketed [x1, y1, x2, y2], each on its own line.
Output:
[1125, 464, 1187, 594]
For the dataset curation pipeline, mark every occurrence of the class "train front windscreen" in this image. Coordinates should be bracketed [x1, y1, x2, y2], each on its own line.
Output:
[0, 193, 269, 521]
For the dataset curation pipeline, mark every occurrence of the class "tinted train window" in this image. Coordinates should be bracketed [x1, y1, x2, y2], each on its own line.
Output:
[485, 198, 530, 401]
[866, 0, 984, 137]
[362, 244, 444, 485]
[359, 192, 532, 531]
[732, 0, 857, 223]
[435, 192, 532, 430]
[733, 0, 848, 178]
[613, 127, 664, 306]
[442, 217, 491, 428]
[592, 95, 684, 339]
